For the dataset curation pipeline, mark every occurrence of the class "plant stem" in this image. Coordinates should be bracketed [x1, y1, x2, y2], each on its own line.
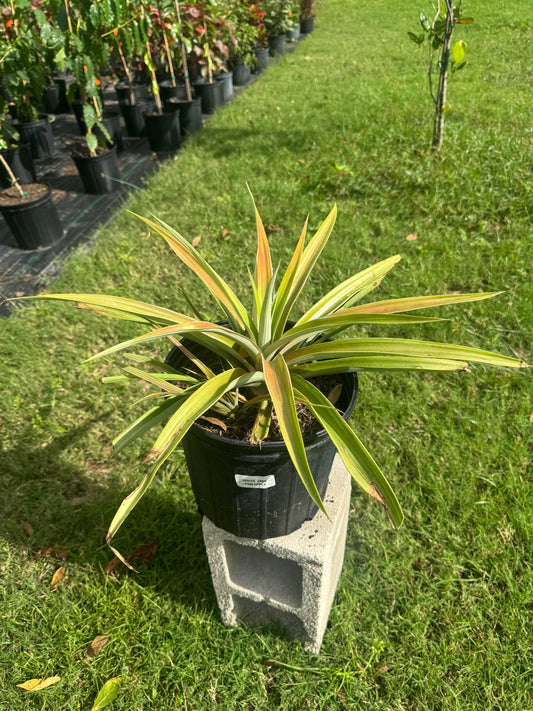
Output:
[117, 42, 135, 105]
[0, 153, 25, 198]
[163, 28, 176, 88]
[174, 0, 192, 101]
[146, 41, 163, 114]
[432, 0, 455, 151]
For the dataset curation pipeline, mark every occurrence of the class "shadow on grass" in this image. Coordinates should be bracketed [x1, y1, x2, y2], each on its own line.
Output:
[0, 420, 218, 615]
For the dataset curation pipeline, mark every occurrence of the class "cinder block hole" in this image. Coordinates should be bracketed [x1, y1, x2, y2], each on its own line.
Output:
[223, 540, 303, 607]
[232, 595, 306, 641]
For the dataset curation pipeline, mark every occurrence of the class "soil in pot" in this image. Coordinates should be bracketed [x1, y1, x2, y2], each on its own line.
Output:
[143, 111, 181, 152]
[165, 345, 358, 539]
[71, 144, 120, 195]
[18, 114, 55, 159]
[0, 144, 36, 189]
[0, 183, 63, 250]
[164, 97, 203, 136]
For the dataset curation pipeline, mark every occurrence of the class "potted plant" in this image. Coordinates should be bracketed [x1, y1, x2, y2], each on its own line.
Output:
[0, 0, 55, 159]
[0, 129, 62, 250]
[299, 0, 315, 34]
[226, 0, 264, 85]
[28, 201, 527, 564]
[287, 1, 301, 42]
[138, 1, 181, 152]
[54, 0, 120, 194]
[161, 0, 203, 137]
[262, 0, 293, 55]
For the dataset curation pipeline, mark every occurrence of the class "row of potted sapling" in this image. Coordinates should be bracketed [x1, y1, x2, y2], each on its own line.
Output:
[0, 0, 317, 251]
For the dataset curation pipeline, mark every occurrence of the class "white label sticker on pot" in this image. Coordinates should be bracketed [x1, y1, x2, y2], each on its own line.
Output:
[235, 474, 276, 489]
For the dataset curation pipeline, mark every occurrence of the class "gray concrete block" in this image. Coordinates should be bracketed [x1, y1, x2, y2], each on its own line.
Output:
[202, 454, 351, 654]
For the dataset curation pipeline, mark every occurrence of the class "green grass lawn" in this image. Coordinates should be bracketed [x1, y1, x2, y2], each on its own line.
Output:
[1, 0, 532, 708]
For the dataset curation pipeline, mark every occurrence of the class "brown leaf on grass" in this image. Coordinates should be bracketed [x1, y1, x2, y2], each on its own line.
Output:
[20, 521, 34, 536]
[266, 225, 282, 233]
[192, 235, 201, 247]
[221, 228, 230, 240]
[530, 412, 533, 423]
[128, 541, 159, 564]
[87, 635, 110, 658]
[17, 676, 61, 691]
[104, 541, 159, 575]
[406, 233, 417, 241]
[50, 567, 65, 589]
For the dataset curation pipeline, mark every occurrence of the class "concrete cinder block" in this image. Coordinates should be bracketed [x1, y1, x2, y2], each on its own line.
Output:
[202, 454, 351, 654]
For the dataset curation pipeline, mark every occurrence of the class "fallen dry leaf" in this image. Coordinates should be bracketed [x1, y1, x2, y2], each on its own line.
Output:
[50, 567, 66, 589]
[17, 676, 61, 691]
[406, 233, 417, 241]
[530, 412, 533, 423]
[221, 228, 230, 240]
[266, 225, 282, 233]
[192, 235, 201, 247]
[105, 541, 159, 575]
[20, 521, 34, 536]
[199, 415, 228, 432]
[87, 635, 110, 658]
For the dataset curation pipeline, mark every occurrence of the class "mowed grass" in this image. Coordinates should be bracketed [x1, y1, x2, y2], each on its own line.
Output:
[0, 0, 532, 708]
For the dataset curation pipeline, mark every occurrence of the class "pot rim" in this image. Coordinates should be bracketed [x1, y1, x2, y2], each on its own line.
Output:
[0, 182, 51, 209]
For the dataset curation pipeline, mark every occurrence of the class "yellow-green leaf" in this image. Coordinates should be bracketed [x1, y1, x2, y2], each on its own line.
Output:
[453, 40, 467, 64]
[17, 676, 61, 691]
[91, 677, 122, 710]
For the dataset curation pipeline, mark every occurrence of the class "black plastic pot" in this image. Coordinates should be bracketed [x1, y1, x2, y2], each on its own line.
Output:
[158, 80, 192, 103]
[165, 347, 358, 539]
[18, 115, 54, 159]
[0, 183, 63, 250]
[193, 80, 224, 114]
[231, 60, 252, 86]
[215, 71, 233, 102]
[164, 97, 203, 136]
[253, 47, 269, 73]
[97, 111, 124, 154]
[115, 82, 150, 105]
[287, 21, 301, 41]
[0, 144, 36, 189]
[42, 84, 60, 114]
[119, 100, 153, 137]
[53, 77, 71, 113]
[144, 111, 181, 152]
[72, 145, 120, 195]
[300, 16, 315, 34]
[268, 34, 287, 56]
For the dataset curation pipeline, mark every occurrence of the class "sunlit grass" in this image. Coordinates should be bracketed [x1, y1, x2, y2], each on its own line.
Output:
[0, 0, 531, 708]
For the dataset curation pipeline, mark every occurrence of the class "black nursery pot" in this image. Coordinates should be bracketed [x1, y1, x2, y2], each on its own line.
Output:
[231, 60, 251, 86]
[300, 16, 315, 34]
[164, 97, 203, 136]
[42, 84, 60, 114]
[72, 145, 120, 195]
[158, 80, 192, 103]
[253, 47, 269, 73]
[97, 111, 124, 154]
[165, 347, 358, 539]
[18, 114, 55, 159]
[119, 100, 153, 137]
[0, 144, 36, 189]
[215, 71, 233, 102]
[0, 183, 63, 250]
[268, 34, 287, 56]
[193, 79, 224, 114]
[143, 111, 181, 152]
[53, 77, 71, 113]
[115, 82, 150, 105]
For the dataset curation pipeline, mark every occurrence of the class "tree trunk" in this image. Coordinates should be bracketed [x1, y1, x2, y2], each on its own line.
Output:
[432, 1, 455, 151]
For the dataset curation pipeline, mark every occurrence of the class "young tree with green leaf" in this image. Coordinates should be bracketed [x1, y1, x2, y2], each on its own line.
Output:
[409, 0, 473, 151]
